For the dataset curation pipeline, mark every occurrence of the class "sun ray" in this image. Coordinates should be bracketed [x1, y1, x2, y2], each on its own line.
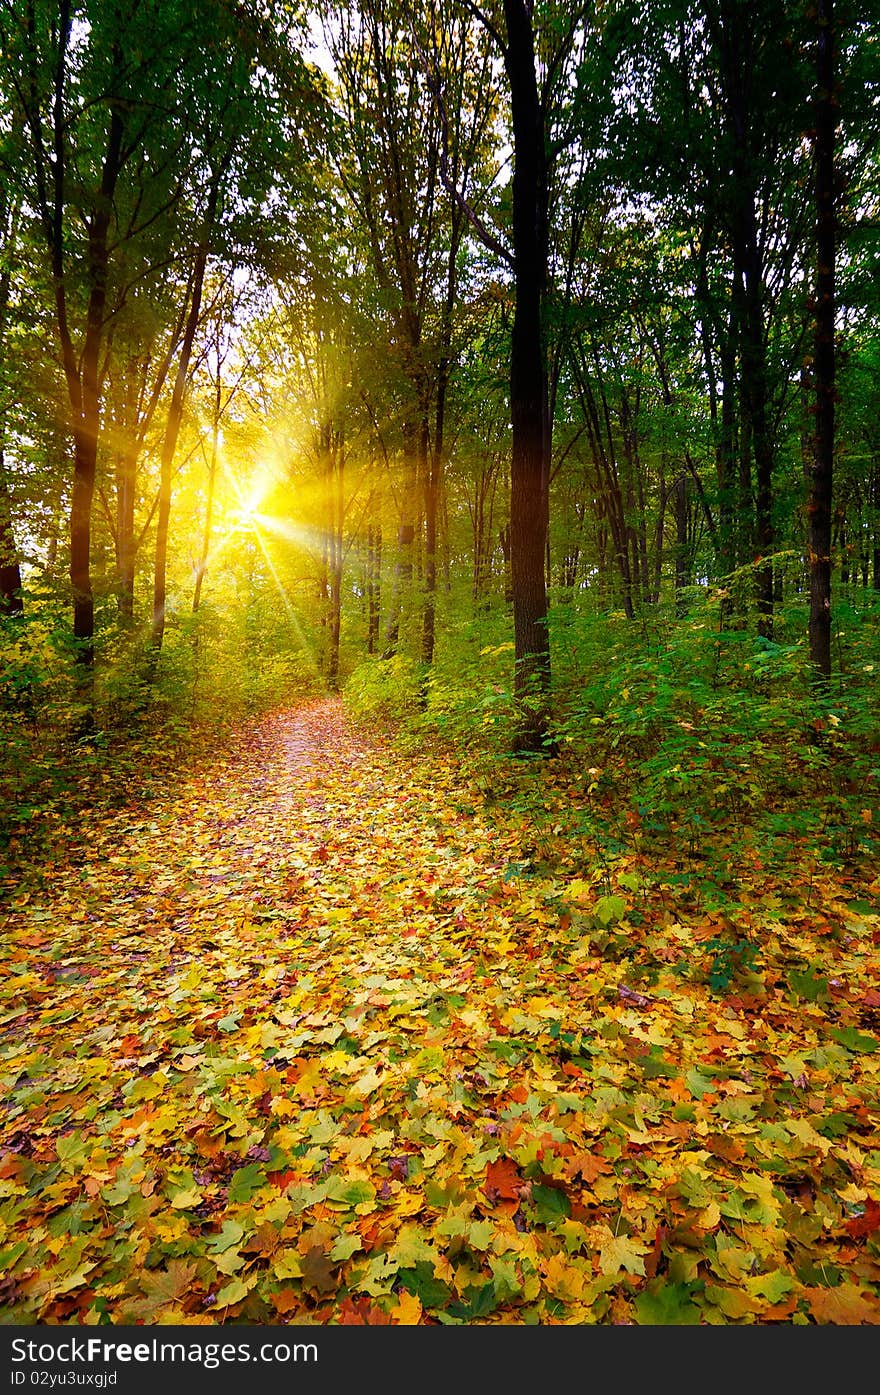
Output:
[247, 518, 324, 675]
[250, 513, 327, 557]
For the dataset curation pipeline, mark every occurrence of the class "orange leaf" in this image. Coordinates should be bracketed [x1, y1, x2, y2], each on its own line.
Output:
[484, 1157, 521, 1202]
[565, 1150, 611, 1184]
[806, 1284, 880, 1324]
[845, 1198, 880, 1239]
[272, 1289, 300, 1315]
[339, 1297, 391, 1325]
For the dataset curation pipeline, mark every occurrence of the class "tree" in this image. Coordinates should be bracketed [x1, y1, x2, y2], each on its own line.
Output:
[807, 0, 836, 680]
[0, 121, 23, 616]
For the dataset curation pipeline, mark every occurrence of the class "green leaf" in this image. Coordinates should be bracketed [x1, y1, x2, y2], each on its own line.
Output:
[617, 872, 641, 892]
[787, 969, 829, 1001]
[228, 1163, 265, 1203]
[634, 1281, 702, 1325]
[324, 1176, 377, 1210]
[0, 1241, 28, 1271]
[215, 1276, 252, 1307]
[329, 1233, 363, 1262]
[398, 1263, 452, 1309]
[530, 1183, 571, 1224]
[207, 1220, 245, 1253]
[595, 894, 627, 926]
[685, 1067, 715, 1098]
[830, 1026, 879, 1054]
[448, 1281, 499, 1320]
[55, 1132, 89, 1169]
[846, 900, 874, 916]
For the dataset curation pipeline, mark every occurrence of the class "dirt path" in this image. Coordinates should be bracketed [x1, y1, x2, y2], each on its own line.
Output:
[2, 701, 879, 1325]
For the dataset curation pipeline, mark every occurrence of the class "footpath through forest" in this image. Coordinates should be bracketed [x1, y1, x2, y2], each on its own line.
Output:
[2, 698, 880, 1324]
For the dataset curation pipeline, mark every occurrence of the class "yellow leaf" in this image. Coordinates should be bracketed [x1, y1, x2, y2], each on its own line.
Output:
[566, 879, 593, 902]
[168, 1186, 203, 1210]
[591, 1227, 648, 1277]
[270, 1095, 296, 1118]
[215, 1275, 255, 1308]
[348, 1066, 384, 1099]
[273, 1251, 303, 1281]
[696, 1201, 721, 1230]
[391, 1291, 423, 1325]
[544, 1253, 587, 1301]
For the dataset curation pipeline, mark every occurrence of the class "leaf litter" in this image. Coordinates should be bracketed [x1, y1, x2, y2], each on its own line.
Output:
[1, 698, 879, 1325]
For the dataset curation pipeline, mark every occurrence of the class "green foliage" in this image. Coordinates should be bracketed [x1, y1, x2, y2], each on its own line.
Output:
[344, 654, 424, 722]
[546, 591, 879, 872]
[703, 936, 761, 994]
[344, 607, 520, 747]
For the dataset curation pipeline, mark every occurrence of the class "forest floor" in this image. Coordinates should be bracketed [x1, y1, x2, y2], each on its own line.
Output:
[2, 696, 880, 1325]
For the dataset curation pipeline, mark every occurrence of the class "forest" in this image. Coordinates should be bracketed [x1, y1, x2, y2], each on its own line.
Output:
[0, 0, 879, 1330]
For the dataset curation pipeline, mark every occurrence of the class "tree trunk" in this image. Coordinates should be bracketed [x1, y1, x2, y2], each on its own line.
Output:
[872, 460, 880, 591]
[0, 466, 22, 617]
[674, 472, 689, 614]
[382, 422, 417, 657]
[504, 0, 552, 751]
[366, 520, 381, 653]
[115, 442, 137, 620]
[192, 375, 222, 615]
[807, 0, 835, 680]
[0, 188, 22, 617]
[150, 171, 222, 660]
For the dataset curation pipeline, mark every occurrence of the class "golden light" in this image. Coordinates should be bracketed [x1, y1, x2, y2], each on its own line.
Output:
[194, 455, 324, 676]
[228, 463, 277, 531]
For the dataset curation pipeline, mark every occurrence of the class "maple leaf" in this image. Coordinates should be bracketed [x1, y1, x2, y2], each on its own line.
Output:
[844, 1198, 880, 1238]
[391, 1291, 423, 1324]
[484, 1157, 521, 1203]
[595, 1230, 648, 1278]
[271, 1288, 299, 1315]
[338, 1296, 392, 1325]
[543, 1253, 588, 1301]
[566, 1150, 611, 1184]
[6, 695, 880, 1327]
[126, 1260, 198, 1319]
[300, 1245, 337, 1296]
[634, 1281, 702, 1325]
[805, 1284, 880, 1324]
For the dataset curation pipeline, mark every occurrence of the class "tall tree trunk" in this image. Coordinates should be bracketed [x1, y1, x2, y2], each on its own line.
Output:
[421, 448, 438, 669]
[673, 472, 692, 616]
[499, 521, 513, 607]
[504, 0, 552, 751]
[807, 0, 835, 680]
[712, 0, 775, 631]
[151, 164, 225, 661]
[717, 308, 737, 582]
[192, 373, 222, 615]
[0, 467, 22, 617]
[69, 105, 125, 679]
[115, 441, 137, 620]
[0, 182, 22, 616]
[0, 373, 19, 596]
[382, 423, 418, 657]
[366, 519, 381, 653]
[871, 460, 880, 591]
[422, 239, 457, 670]
[326, 426, 344, 691]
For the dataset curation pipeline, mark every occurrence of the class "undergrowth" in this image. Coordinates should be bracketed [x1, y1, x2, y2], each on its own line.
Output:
[344, 588, 880, 904]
